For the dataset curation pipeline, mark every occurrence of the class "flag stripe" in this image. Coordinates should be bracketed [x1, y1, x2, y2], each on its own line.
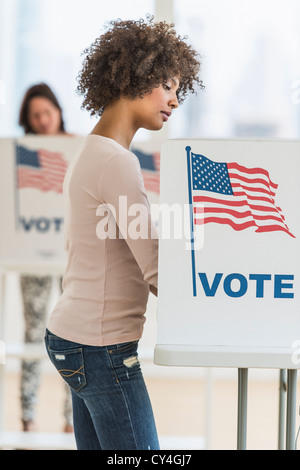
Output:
[227, 162, 278, 188]
[228, 172, 275, 191]
[231, 183, 275, 197]
[228, 171, 278, 191]
[194, 197, 287, 222]
[256, 225, 295, 236]
[194, 217, 257, 231]
[233, 190, 277, 203]
[233, 189, 284, 219]
[194, 206, 287, 223]
[194, 203, 287, 224]
[193, 195, 281, 212]
[194, 214, 290, 232]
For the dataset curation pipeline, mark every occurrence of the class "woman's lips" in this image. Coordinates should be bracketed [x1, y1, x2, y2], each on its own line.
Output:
[161, 111, 171, 122]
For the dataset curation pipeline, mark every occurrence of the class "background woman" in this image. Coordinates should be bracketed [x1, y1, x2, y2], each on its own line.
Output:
[19, 83, 73, 433]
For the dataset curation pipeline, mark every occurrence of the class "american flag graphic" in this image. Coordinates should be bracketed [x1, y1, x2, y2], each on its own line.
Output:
[16, 145, 68, 194]
[133, 148, 160, 194]
[187, 147, 295, 238]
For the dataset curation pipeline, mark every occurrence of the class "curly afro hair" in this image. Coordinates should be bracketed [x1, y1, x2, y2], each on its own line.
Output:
[77, 16, 204, 117]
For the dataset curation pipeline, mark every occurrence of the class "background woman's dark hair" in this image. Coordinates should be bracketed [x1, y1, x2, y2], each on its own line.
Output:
[77, 16, 204, 117]
[19, 83, 65, 134]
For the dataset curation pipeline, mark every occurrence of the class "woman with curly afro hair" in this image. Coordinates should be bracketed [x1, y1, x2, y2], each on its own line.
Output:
[46, 16, 203, 450]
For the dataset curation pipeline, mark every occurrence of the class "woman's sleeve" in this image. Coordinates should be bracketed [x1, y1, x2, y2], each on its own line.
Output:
[98, 152, 158, 290]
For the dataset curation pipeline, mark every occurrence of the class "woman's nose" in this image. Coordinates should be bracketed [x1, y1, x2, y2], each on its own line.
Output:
[170, 92, 179, 109]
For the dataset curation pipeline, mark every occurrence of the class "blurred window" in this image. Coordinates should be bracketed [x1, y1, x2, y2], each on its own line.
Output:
[1, 0, 300, 140]
[171, 0, 300, 139]
[0, 0, 154, 138]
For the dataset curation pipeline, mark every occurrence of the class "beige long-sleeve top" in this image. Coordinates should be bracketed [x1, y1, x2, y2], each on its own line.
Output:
[47, 135, 158, 346]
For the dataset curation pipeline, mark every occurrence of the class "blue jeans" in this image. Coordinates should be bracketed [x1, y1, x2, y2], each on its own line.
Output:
[44, 329, 160, 450]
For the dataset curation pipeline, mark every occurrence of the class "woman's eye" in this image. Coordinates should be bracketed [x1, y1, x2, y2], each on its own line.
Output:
[163, 84, 171, 91]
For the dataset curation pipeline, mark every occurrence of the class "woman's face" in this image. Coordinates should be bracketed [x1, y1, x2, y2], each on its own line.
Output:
[28, 97, 62, 135]
[130, 77, 180, 131]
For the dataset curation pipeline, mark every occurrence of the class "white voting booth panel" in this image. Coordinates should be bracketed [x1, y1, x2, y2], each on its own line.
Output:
[0, 136, 160, 273]
[155, 139, 300, 370]
[0, 136, 85, 274]
[0, 136, 162, 450]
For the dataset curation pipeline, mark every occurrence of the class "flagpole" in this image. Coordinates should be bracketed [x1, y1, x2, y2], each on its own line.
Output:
[186, 146, 197, 297]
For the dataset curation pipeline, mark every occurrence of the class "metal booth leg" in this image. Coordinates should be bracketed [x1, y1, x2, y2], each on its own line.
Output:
[237, 368, 248, 450]
[278, 369, 287, 450]
[286, 369, 298, 450]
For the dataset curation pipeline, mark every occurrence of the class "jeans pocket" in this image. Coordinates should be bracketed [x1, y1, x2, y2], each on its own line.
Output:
[108, 340, 139, 355]
[47, 346, 87, 392]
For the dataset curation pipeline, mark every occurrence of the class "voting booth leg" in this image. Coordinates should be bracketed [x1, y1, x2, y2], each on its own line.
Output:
[286, 369, 297, 450]
[278, 369, 287, 450]
[278, 370, 287, 449]
[237, 368, 248, 450]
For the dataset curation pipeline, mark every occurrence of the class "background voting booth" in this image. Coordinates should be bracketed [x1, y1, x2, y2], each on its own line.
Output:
[155, 139, 300, 450]
[0, 135, 160, 450]
[0, 136, 84, 272]
[0, 136, 84, 449]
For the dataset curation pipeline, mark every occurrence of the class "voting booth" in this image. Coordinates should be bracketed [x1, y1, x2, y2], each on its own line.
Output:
[0, 136, 160, 273]
[0, 135, 160, 449]
[1, 135, 299, 449]
[0, 136, 85, 274]
[154, 139, 300, 449]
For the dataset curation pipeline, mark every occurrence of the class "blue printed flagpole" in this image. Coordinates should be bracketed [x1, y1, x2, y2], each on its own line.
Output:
[186, 146, 197, 297]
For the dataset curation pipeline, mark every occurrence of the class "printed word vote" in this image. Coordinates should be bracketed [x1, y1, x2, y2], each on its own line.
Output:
[198, 272, 294, 299]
